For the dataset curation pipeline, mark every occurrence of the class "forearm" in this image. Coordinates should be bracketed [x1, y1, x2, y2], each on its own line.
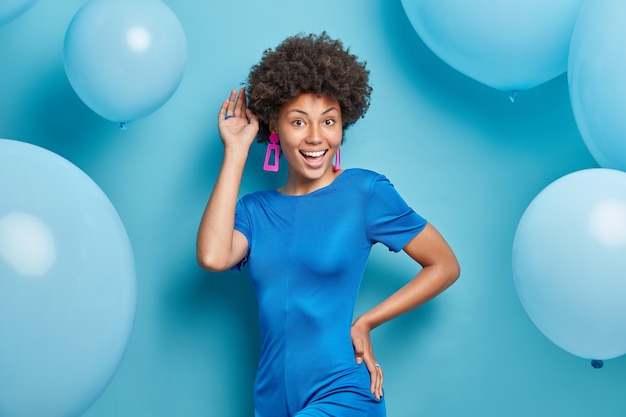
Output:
[356, 263, 459, 330]
[196, 147, 248, 271]
[355, 223, 460, 329]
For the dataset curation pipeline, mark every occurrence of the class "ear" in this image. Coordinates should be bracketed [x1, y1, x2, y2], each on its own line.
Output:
[269, 119, 277, 134]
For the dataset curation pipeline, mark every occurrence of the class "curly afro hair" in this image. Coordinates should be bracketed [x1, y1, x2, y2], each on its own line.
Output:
[246, 32, 372, 143]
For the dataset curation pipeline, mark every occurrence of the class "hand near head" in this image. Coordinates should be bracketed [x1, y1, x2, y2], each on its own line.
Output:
[218, 88, 259, 152]
[351, 318, 384, 400]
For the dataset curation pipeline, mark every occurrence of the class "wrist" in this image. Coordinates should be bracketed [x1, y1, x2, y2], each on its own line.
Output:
[223, 145, 250, 162]
[353, 315, 375, 331]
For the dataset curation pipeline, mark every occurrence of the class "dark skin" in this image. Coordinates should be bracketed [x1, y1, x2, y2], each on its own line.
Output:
[197, 88, 460, 400]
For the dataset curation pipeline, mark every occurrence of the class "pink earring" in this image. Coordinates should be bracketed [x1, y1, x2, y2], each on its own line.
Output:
[333, 147, 341, 172]
[263, 133, 280, 172]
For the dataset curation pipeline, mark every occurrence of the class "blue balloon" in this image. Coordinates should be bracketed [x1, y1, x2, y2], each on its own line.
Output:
[568, 0, 626, 171]
[513, 169, 626, 360]
[0, 139, 136, 417]
[401, 0, 584, 92]
[63, 0, 187, 124]
[0, 0, 38, 25]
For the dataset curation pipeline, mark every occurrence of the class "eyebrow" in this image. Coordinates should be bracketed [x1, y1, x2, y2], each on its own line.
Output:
[288, 107, 339, 116]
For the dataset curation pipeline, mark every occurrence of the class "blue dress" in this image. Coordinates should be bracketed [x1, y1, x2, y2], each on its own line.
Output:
[233, 169, 427, 417]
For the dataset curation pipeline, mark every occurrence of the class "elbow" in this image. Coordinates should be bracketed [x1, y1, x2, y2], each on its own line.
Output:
[196, 250, 230, 273]
[451, 261, 461, 284]
[447, 257, 461, 286]
[430, 254, 460, 289]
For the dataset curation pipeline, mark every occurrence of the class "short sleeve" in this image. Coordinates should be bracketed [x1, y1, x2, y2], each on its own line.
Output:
[365, 175, 427, 252]
[231, 198, 252, 272]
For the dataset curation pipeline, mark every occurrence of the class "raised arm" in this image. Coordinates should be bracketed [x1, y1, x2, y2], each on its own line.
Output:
[196, 89, 259, 272]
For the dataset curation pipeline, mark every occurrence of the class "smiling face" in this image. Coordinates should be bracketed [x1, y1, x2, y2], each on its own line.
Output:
[272, 92, 343, 195]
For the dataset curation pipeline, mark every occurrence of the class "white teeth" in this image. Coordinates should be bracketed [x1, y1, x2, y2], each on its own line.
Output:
[302, 150, 326, 157]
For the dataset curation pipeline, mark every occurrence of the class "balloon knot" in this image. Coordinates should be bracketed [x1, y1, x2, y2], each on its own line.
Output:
[119, 122, 127, 131]
[591, 359, 604, 369]
[509, 90, 518, 103]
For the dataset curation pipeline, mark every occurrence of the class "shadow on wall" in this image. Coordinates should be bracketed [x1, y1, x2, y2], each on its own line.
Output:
[163, 264, 260, 416]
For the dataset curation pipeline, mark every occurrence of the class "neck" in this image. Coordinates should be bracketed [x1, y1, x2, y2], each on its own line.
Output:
[279, 169, 343, 196]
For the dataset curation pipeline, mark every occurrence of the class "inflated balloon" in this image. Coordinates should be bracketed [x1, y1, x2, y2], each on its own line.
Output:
[569, 0, 626, 171]
[0, 0, 38, 25]
[64, 0, 187, 125]
[0, 139, 136, 417]
[513, 169, 626, 361]
[400, 0, 584, 92]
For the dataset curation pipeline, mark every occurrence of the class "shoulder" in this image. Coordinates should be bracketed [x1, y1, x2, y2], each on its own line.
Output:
[238, 189, 277, 209]
[342, 168, 395, 192]
[344, 168, 383, 179]
[342, 168, 388, 186]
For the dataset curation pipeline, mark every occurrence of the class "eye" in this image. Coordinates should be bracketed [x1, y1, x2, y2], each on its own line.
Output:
[324, 119, 335, 126]
[292, 119, 304, 127]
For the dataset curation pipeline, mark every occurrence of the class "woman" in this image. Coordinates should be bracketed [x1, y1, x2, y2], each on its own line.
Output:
[197, 32, 459, 417]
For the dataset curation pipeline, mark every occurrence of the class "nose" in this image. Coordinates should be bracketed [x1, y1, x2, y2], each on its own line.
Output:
[306, 125, 323, 145]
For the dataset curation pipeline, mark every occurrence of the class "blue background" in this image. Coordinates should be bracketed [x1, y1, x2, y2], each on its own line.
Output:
[1, 0, 625, 416]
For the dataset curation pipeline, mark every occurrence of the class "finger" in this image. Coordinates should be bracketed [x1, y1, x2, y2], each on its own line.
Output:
[376, 363, 384, 399]
[353, 339, 364, 364]
[370, 362, 383, 400]
[246, 108, 259, 128]
[234, 88, 246, 117]
[225, 90, 237, 118]
[368, 361, 378, 398]
[218, 98, 229, 121]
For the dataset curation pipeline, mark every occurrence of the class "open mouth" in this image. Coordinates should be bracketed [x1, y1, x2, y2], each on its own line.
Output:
[300, 150, 328, 159]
